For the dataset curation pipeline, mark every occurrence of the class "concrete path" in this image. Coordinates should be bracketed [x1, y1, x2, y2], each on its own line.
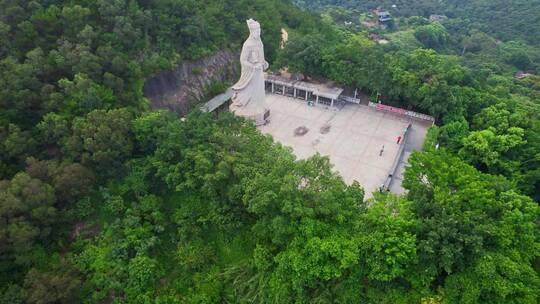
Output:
[388, 121, 431, 194]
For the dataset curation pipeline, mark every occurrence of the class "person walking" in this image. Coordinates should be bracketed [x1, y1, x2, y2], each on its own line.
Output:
[397, 135, 402, 144]
[379, 145, 385, 156]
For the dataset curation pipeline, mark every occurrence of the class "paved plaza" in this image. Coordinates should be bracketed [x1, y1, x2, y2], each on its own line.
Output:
[258, 94, 430, 197]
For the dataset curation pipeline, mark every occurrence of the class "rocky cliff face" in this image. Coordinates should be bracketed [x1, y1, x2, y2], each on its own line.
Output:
[143, 50, 239, 115]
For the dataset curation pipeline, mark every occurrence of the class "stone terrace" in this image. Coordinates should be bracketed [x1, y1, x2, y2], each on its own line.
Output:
[258, 93, 429, 197]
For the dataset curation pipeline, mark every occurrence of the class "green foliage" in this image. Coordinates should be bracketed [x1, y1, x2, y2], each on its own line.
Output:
[132, 110, 177, 155]
[37, 113, 70, 146]
[498, 41, 538, 71]
[403, 150, 540, 302]
[125, 255, 162, 303]
[0, 124, 37, 176]
[422, 126, 440, 150]
[459, 127, 525, 171]
[357, 194, 418, 282]
[0, 284, 24, 304]
[24, 265, 81, 304]
[276, 31, 333, 77]
[444, 253, 540, 304]
[414, 22, 449, 49]
[64, 108, 134, 175]
[384, 30, 423, 52]
[0, 173, 56, 260]
[25, 158, 95, 205]
[295, 0, 540, 47]
[461, 29, 497, 54]
[58, 73, 116, 116]
[437, 118, 469, 150]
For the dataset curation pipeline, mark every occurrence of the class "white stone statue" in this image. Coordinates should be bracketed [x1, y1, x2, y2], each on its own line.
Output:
[230, 19, 269, 125]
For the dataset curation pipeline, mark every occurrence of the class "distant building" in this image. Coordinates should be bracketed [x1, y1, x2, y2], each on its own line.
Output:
[429, 14, 447, 22]
[377, 11, 392, 23]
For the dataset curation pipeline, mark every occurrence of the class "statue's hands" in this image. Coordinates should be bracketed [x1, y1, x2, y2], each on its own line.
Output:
[253, 63, 264, 70]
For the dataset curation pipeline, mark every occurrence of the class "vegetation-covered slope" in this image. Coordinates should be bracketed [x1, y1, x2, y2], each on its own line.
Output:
[1, 0, 539, 303]
[294, 0, 540, 45]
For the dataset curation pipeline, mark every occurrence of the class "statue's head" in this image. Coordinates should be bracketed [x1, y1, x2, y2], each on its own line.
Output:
[247, 19, 261, 39]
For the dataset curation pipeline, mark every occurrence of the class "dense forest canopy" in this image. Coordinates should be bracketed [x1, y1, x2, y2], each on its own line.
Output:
[1, 0, 539, 303]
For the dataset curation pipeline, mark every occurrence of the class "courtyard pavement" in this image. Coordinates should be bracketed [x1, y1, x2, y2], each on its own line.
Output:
[258, 94, 430, 197]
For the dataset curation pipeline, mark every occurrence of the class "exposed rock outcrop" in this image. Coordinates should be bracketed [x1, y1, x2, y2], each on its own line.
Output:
[143, 50, 239, 115]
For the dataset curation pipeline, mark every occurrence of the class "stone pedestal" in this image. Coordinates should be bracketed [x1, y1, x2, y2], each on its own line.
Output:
[230, 104, 269, 126]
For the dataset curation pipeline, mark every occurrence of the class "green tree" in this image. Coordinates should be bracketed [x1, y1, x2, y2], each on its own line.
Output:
[0, 173, 56, 262]
[461, 30, 497, 54]
[24, 265, 81, 304]
[459, 127, 525, 173]
[403, 151, 540, 302]
[63, 108, 133, 175]
[57, 73, 115, 115]
[132, 110, 177, 154]
[0, 284, 25, 304]
[498, 41, 536, 70]
[357, 194, 418, 282]
[37, 113, 70, 146]
[414, 22, 449, 49]
[276, 32, 332, 77]
[445, 252, 540, 304]
[0, 21, 10, 57]
[25, 158, 95, 204]
[125, 255, 163, 303]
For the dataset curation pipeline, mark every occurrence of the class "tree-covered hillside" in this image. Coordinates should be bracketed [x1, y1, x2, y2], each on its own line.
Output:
[294, 0, 540, 45]
[0, 0, 318, 302]
[1, 0, 539, 303]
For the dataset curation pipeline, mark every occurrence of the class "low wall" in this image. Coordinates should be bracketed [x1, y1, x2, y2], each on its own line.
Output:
[368, 102, 435, 122]
[383, 123, 412, 191]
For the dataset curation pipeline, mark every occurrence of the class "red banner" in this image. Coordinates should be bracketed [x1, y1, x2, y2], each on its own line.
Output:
[376, 103, 407, 115]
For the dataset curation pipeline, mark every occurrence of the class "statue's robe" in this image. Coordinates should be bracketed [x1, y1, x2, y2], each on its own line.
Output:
[231, 37, 268, 115]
